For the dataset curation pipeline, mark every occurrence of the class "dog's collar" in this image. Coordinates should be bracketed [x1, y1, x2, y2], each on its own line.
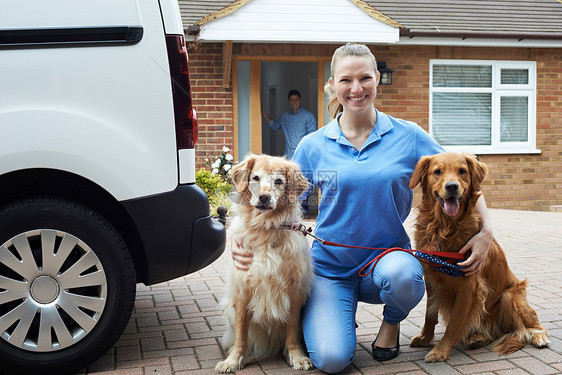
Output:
[429, 236, 466, 277]
[276, 222, 316, 238]
[277, 222, 306, 232]
[416, 251, 466, 277]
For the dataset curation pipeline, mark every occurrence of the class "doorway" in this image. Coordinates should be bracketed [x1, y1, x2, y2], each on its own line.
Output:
[235, 59, 329, 161]
[235, 59, 330, 218]
[260, 61, 318, 156]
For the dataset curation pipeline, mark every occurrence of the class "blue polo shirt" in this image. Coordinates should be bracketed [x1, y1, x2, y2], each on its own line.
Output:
[269, 107, 317, 159]
[292, 110, 444, 278]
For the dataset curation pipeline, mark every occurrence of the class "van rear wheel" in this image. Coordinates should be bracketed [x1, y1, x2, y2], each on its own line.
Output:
[0, 198, 136, 374]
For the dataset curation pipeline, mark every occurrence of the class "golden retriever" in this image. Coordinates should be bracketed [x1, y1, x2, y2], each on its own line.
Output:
[215, 154, 314, 373]
[408, 152, 549, 362]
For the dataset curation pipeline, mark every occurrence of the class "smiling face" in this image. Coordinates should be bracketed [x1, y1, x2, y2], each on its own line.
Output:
[329, 55, 380, 115]
[288, 94, 302, 113]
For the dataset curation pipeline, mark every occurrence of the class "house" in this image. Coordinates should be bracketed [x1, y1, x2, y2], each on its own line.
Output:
[180, 0, 562, 211]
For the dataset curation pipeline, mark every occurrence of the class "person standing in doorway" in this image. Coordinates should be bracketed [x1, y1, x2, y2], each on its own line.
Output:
[261, 89, 317, 159]
[262, 89, 317, 217]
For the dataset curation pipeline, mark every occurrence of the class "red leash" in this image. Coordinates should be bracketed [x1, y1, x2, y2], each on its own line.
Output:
[281, 222, 466, 276]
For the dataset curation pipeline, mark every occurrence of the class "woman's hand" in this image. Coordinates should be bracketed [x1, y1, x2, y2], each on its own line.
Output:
[457, 227, 493, 275]
[458, 194, 493, 276]
[231, 235, 253, 271]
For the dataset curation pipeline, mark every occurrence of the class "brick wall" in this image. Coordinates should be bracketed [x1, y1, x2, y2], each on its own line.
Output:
[188, 42, 562, 211]
[188, 43, 234, 170]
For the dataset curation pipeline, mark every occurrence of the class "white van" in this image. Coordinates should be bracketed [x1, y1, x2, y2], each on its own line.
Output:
[0, 0, 226, 373]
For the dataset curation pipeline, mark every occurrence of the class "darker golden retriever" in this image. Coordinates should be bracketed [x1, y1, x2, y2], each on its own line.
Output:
[409, 152, 549, 362]
[215, 154, 313, 373]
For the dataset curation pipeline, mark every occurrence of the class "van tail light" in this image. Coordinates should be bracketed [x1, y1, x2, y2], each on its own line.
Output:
[165, 35, 198, 148]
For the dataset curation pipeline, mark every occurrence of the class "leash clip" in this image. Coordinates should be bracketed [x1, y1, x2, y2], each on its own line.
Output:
[300, 224, 326, 244]
[294, 223, 311, 235]
[294, 223, 325, 244]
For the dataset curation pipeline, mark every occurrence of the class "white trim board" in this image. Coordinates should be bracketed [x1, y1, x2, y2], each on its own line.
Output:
[197, 0, 400, 43]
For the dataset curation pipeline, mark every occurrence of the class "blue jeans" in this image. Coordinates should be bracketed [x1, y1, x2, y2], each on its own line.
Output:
[302, 251, 425, 374]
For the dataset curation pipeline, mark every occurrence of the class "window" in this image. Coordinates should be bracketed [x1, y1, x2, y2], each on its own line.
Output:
[430, 60, 539, 154]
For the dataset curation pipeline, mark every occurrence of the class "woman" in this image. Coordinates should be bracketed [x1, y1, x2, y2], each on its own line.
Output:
[232, 43, 493, 374]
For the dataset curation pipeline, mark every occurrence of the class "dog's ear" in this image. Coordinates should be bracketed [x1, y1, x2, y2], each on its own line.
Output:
[229, 156, 255, 192]
[409, 155, 432, 189]
[465, 153, 487, 192]
[288, 168, 310, 197]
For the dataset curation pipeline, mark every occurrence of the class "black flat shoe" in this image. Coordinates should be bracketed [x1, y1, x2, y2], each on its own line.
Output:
[371, 325, 400, 362]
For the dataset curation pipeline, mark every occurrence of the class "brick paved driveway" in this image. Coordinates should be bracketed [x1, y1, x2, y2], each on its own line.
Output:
[81, 209, 562, 375]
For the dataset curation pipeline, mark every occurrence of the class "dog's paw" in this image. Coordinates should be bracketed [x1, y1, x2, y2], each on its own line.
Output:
[531, 331, 550, 349]
[467, 333, 489, 349]
[286, 349, 314, 371]
[410, 334, 432, 347]
[424, 348, 450, 363]
[292, 356, 314, 371]
[215, 357, 243, 373]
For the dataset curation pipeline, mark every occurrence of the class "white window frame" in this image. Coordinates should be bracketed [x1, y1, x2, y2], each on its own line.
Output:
[429, 59, 540, 155]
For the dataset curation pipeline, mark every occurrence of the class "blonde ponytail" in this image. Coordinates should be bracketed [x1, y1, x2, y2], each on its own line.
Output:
[325, 82, 343, 120]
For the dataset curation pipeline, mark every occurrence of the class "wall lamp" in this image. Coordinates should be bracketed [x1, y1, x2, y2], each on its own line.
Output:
[377, 61, 393, 85]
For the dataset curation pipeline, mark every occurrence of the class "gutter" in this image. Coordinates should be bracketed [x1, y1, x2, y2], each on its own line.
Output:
[401, 29, 562, 41]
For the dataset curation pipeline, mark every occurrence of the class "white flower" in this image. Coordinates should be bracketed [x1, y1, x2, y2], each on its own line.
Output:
[222, 146, 230, 153]
[225, 153, 233, 161]
[224, 164, 232, 171]
[212, 159, 221, 168]
[212, 168, 219, 175]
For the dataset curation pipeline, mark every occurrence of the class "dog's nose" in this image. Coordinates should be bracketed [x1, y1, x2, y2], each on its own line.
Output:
[445, 182, 459, 193]
[258, 193, 271, 204]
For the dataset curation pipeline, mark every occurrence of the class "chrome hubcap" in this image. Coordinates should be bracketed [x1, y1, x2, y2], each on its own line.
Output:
[0, 230, 107, 352]
[30, 276, 60, 304]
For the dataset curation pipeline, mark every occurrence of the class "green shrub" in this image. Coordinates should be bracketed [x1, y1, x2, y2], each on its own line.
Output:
[196, 168, 234, 216]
